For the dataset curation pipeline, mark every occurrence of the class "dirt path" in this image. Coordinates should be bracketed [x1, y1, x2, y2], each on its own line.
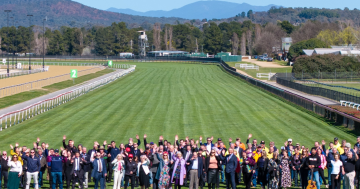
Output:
[242, 59, 290, 68]
[0, 66, 92, 88]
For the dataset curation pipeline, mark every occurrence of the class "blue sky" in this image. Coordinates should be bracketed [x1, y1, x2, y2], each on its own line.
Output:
[73, 0, 358, 12]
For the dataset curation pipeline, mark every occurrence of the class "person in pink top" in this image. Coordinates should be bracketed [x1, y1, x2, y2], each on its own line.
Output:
[317, 148, 328, 188]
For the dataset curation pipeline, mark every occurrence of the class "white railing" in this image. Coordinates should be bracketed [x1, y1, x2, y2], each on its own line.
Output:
[0, 66, 50, 79]
[0, 65, 136, 131]
[0, 66, 104, 98]
[256, 73, 276, 80]
[113, 64, 132, 69]
[235, 63, 250, 68]
[244, 65, 259, 70]
[24, 62, 104, 66]
[340, 100, 360, 110]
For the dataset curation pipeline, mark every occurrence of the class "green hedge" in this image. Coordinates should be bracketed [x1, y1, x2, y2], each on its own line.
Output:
[292, 54, 360, 74]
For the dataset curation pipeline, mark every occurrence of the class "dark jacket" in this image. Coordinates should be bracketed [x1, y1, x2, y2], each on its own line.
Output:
[80, 152, 91, 172]
[107, 147, 120, 161]
[306, 154, 321, 172]
[62, 140, 77, 155]
[187, 157, 204, 178]
[219, 154, 238, 173]
[1, 157, 10, 171]
[254, 157, 269, 170]
[204, 156, 222, 172]
[21, 155, 41, 173]
[125, 160, 137, 176]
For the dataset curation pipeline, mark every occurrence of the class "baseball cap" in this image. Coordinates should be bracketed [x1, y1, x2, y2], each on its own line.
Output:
[296, 143, 300, 146]
[281, 146, 285, 150]
[260, 141, 265, 144]
[126, 147, 131, 152]
[345, 143, 351, 148]
[288, 139, 292, 142]
[334, 137, 339, 141]
[128, 154, 133, 158]
[218, 138, 222, 141]
[54, 149, 59, 153]
[150, 142, 154, 145]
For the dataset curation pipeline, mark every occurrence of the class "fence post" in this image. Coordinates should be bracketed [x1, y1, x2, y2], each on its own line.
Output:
[5, 116, 7, 129]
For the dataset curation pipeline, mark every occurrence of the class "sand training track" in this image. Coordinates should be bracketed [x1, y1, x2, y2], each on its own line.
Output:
[242, 59, 290, 68]
[0, 66, 92, 88]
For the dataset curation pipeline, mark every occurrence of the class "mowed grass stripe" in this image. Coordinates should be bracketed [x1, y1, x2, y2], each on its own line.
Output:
[0, 62, 357, 151]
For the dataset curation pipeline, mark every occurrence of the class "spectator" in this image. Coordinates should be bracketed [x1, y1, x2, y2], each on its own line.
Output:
[330, 154, 342, 189]
[280, 150, 291, 189]
[171, 152, 187, 189]
[254, 150, 269, 189]
[47, 149, 67, 189]
[137, 155, 151, 189]
[343, 149, 359, 189]
[91, 152, 107, 189]
[291, 148, 301, 187]
[1, 151, 9, 189]
[306, 147, 321, 189]
[112, 154, 125, 189]
[107, 141, 120, 183]
[317, 148, 328, 188]
[156, 151, 173, 189]
[7, 155, 22, 189]
[241, 151, 255, 189]
[21, 149, 40, 189]
[187, 152, 204, 189]
[219, 148, 238, 189]
[204, 149, 221, 189]
[124, 154, 137, 189]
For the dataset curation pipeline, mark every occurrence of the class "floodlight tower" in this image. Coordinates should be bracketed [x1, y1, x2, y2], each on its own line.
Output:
[138, 30, 149, 57]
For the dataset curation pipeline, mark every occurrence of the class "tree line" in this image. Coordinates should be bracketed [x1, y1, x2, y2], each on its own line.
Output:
[0, 20, 359, 57]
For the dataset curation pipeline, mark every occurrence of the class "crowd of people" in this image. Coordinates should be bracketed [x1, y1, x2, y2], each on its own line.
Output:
[1, 134, 360, 189]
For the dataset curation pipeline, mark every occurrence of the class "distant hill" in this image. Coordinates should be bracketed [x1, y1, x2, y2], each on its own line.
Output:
[107, 1, 277, 20]
[0, 0, 187, 29]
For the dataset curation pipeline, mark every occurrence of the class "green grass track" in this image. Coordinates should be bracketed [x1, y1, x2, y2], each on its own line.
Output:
[0, 62, 356, 151]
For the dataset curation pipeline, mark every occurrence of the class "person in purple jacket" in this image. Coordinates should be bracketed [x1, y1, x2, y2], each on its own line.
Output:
[171, 152, 187, 189]
[47, 149, 67, 189]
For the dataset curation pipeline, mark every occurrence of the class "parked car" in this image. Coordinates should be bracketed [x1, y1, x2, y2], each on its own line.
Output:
[267, 58, 273, 62]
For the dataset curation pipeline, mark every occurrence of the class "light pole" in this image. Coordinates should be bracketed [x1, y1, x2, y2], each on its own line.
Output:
[15, 21, 18, 69]
[10, 16, 14, 69]
[43, 18, 46, 70]
[27, 15, 33, 71]
[5, 10, 11, 76]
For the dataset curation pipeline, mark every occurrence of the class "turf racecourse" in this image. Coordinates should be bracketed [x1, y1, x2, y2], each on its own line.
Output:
[0, 62, 357, 151]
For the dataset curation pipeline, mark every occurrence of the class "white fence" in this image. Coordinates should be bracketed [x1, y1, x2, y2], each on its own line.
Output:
[27, 62, 103, 66]
[244, 65, 259, 70]
[113, 64, 132, 69]
[235, 63, 250, 68]
[256, 73, 276, 80]
[0, 66, 104, 98]
[340, 100, 360, 110]
[0, 65, 136, 131]
[0, 66, 49, 79]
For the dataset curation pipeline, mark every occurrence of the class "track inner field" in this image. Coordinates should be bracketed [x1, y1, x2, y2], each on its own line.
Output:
[0, 63, 355, 150]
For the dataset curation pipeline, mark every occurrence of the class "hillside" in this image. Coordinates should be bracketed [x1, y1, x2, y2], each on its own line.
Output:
[107, 1, 276, 20]
[0, 0, 187, 29]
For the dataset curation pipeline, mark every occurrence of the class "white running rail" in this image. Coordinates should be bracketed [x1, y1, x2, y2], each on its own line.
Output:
[0, 65, 136, 131]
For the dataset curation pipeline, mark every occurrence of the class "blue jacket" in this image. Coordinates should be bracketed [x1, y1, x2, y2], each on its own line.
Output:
[91, 158, 107, 178]
[22, 155, 40, 173]
[107, 147, 120, 161]
[219, 154, 238, 173]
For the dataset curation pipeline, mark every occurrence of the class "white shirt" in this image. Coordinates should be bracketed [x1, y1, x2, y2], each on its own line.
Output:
[8, 161, 22, 175]
[331, 160, 343, 175]
[206, 145, 212, 153]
